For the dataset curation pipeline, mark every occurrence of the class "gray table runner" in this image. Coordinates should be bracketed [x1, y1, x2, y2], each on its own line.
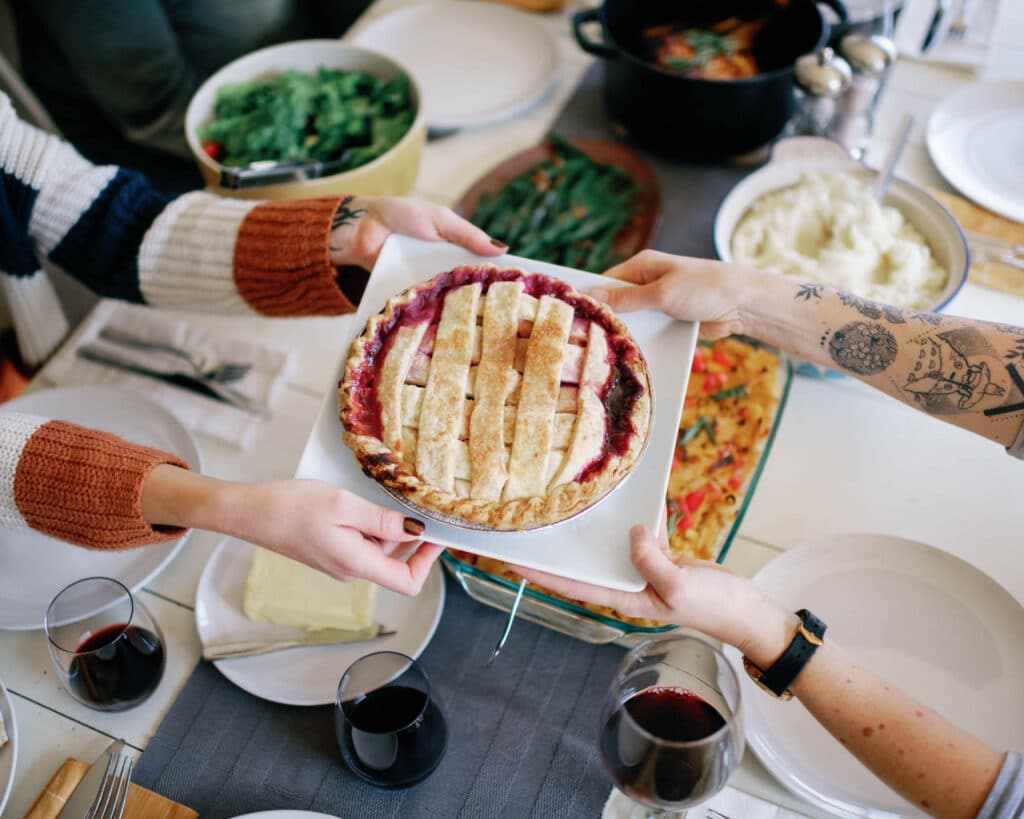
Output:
[135, 62, 760, 818]
[134, 574, 626, 818]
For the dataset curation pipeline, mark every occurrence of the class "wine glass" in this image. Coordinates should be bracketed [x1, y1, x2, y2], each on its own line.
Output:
[599, 633, 744, 817]
[45, 577, 166, 711]
[335, 651, 448, 788]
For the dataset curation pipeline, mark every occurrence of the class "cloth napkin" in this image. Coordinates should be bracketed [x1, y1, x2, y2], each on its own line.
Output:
[603, 785, 813, 818]
[41, 300, 295, 449]
[894, 0, 1001, 69]
[26, 758, 198, 819]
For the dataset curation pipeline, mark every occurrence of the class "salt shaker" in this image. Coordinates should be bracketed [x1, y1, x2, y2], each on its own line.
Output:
[791, 48, 852, 139]
[830, 34, 898, 159]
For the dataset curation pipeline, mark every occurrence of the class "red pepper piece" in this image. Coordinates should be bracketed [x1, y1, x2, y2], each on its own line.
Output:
[702, 372, 727, 393]
[712, 348, 735, 367]
[691, 348, 707, 373]
[684, 488, 707, 513]
[203, 142, 224, 161]
[728, 469, 744, 491]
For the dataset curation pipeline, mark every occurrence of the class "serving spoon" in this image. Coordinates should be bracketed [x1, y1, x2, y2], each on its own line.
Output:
[487, 578, 527, 667]
[872, 113, 914, 201]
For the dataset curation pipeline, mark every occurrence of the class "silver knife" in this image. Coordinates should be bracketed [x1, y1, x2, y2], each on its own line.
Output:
[921, 0, 952, 52]
[77, 343, 269, 417]
[203, 623, 395, 660]
[57, 738, 125, 819]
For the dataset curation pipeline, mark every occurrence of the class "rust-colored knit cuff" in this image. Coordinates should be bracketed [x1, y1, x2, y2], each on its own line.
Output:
[14, 421, 190, 550]
[234, 197, 356, 316]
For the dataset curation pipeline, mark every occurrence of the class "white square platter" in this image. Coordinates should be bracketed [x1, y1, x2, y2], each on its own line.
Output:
[294, 236, 698, 591]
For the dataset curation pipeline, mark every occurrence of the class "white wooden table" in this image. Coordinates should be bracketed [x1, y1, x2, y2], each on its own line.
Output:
[2, 2, 1022, 817]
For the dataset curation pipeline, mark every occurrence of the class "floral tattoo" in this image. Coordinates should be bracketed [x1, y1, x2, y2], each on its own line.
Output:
[329, 196, 368, 252]
[828, 321, 898, 375]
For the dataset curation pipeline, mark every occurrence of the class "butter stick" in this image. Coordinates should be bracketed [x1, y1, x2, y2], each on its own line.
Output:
[243, 547, 377, 631]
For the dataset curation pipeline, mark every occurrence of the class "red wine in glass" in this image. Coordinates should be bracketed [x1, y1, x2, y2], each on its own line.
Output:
[336, 684, 448, 788]
[600, 685, 733, 806]
[68, 623, 165, 709]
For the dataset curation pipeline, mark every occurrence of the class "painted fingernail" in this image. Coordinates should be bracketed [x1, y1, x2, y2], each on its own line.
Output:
[491, 238, 509, 250]
[404, 517, 426, 536]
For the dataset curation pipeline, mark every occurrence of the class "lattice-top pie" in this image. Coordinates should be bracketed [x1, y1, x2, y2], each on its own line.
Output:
[339, 265, 652, 530]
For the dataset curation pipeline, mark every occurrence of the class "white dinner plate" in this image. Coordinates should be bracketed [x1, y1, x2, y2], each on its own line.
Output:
[295, 236, 698, 592]
[0, 386, 200, 630]
[0, 680, 18, 817]
[229, 813, 338, 819]
[733, 533, 1024, 818]
[195, 537, 445, 706]
[926, 81, 1024, 223]
[352, 1, 558, 130]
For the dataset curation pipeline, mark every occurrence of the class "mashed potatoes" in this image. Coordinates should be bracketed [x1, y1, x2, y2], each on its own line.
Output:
[731, 172, 948, 309]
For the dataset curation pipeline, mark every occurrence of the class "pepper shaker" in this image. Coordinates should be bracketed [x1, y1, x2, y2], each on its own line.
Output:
[830, 34, 898, 159]
[790, 48, 852, 139]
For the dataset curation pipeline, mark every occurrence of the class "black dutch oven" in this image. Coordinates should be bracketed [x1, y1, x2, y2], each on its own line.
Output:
[573, 0, 848, 159]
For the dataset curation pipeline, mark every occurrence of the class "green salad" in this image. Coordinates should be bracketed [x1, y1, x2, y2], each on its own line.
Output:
[199, 67, 414, 169]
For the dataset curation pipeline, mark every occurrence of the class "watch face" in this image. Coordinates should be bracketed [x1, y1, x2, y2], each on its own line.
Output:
[339, 265, 652, 530]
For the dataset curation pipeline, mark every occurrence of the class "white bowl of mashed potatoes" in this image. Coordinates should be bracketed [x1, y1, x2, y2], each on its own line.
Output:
[713, 142, 968, 376]
[714, 151, 968, 314]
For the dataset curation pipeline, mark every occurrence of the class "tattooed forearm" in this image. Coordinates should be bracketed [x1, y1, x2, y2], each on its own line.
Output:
[773, 277, 1023, 444]
[828, 321, 898, 374]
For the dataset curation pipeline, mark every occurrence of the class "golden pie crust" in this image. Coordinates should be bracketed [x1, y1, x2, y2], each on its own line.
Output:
[338, 265, 652, 529]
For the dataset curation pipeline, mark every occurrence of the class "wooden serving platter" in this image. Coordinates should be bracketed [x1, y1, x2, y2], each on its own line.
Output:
[455, 136, 662, 270]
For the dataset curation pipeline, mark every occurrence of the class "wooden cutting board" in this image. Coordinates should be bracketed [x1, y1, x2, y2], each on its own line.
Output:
[932, 189, 1024, 298]
[26, 758, 197, 819]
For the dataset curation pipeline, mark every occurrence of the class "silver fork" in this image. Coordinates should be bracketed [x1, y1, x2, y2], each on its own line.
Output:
[99, 327, 252, 383]
[947, 0, 973, 40]
[89, 749, 134, 819]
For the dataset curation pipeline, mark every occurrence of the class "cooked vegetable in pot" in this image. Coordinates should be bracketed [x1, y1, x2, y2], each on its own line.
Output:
[199, 67, 414, 169]
[470, 135, 641, 273]
[643, 18, 767, 79]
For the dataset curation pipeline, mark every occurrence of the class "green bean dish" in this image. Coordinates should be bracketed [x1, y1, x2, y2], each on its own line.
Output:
[199, 67, 414, 170]
[470, 136, 643, 273]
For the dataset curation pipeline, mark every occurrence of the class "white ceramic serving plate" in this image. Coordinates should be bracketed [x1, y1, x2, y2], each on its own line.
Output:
[730, 533, 1024, 818]
[927, 81, 1024, 224]
[0, 386, 200, 630]
[295, 235, 698, 593]
[195, 537, 445, 706]
[0, 680, 17, 817]
[352, 1, 558, 130]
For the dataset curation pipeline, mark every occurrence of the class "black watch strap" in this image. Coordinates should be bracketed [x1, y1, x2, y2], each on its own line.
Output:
[744, 609, 826, 699]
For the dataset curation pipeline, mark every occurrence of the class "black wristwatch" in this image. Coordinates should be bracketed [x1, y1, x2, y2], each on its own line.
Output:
[742, 609, 826, 700]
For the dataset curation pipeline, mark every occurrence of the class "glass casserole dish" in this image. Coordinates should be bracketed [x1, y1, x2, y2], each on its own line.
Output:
[442, 336, 793, 645]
